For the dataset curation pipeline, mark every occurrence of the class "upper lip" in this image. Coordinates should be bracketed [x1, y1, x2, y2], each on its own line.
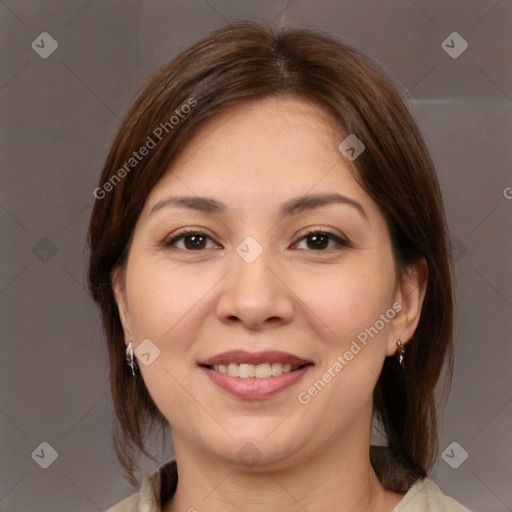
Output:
[198, 350, 313, 367]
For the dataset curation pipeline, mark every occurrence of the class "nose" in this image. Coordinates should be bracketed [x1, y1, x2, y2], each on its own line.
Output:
[215, 242, 294, 330]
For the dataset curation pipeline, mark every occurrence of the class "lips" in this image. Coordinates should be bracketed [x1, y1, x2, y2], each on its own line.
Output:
[198, 350, 314, 399]
[197, 350, 313, 367]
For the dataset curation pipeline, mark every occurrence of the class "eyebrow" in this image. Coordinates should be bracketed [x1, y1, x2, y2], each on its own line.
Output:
[149, 192, 368, 221]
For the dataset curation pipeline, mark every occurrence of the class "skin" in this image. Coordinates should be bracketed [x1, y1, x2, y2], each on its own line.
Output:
[113, 96, 427, 512]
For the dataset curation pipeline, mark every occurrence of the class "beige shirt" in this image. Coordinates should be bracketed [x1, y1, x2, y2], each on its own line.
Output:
[104, 459, 471, 512]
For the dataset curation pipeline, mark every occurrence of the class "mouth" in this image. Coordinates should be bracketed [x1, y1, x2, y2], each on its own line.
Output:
[198, 350, 314, 399]
[201, 361, 311, 378]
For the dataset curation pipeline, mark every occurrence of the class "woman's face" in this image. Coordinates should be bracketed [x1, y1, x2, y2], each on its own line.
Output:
[114, 96, 418, 469]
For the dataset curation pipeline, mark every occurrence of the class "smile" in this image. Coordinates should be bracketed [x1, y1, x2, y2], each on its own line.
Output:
[198, 349, 314, 399]
[209, 362, 303, 378]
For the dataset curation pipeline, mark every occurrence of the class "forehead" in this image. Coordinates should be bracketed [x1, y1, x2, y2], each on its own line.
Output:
[143, 96, 373, 217]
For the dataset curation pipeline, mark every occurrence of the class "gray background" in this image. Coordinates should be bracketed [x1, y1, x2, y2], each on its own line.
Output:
[1, 1, 511, 511]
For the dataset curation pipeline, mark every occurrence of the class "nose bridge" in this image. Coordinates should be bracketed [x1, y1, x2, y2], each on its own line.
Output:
[235, 234, 266, 268]
[215, 235, 293, 327]
[232, 235, 277, 298]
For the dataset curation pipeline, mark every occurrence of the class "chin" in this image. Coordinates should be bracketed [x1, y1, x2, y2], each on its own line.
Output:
[204, 428, 306, 471]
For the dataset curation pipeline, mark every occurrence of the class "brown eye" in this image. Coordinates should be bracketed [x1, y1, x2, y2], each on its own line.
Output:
[182, 234, 207, 250]
[305, 233, 330, 250]
[164, 231, 218, 251]
[295, 231, 349, 251]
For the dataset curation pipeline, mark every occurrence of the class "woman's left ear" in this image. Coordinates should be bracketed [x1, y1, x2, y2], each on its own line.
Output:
[386, 257, 428, 356]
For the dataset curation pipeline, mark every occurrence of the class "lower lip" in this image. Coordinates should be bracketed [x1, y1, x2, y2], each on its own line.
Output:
[200, 365, 312, 400]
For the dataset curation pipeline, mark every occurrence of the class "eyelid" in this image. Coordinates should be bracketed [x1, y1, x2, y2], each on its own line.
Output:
[293, 226, 351, 249]
[162, 228, 220, 249]
[163, 226, 350, 251]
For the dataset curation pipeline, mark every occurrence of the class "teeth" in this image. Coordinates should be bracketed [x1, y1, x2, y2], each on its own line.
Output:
[271, 362, 282, 376]
[212, 362, 300, 378]
[227, 363, 239, 377]
[255, 363, 272, 378]
[239, 364, 255, 378]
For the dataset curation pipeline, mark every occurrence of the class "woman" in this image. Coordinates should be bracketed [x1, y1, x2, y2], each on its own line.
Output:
[88, 21, 471, 512]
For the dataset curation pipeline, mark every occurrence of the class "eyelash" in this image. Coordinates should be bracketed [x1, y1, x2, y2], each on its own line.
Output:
[162, 228, 350, 252]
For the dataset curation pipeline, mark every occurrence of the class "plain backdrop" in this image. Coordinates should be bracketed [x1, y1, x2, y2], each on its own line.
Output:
[1, 1, 511, 511]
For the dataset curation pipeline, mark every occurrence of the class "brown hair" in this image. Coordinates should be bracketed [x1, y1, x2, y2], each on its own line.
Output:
[87, 21, 454, 490]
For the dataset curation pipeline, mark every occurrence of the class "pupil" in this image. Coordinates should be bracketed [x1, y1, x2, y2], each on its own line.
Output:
[187, 235, 204, 249]
[309, 234, 327, 249]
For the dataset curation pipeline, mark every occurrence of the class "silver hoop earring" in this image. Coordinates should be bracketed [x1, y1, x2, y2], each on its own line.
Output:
[126, 340, 139, 376]
[396, 340, 406, 370]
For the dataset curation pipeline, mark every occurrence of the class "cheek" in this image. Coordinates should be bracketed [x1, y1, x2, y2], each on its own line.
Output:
[297, 263, 395, 399]
[296, 259, 395, 350]
[124, 257, 208, 342]
[293, 258, 396, 417]
[122, 258, 210, 422]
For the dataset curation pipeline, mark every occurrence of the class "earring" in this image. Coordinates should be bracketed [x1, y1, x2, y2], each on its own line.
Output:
[125, 340, 139, 376]
[396, 340, 406, 370]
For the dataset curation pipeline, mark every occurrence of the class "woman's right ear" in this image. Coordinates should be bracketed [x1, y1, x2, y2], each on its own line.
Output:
[111, 267, 133, 342]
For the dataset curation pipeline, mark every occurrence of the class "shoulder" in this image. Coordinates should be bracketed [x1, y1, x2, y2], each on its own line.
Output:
[103, 458, 177, 512]
[103, 492, 139, 512]
[394, 477, 472, 511]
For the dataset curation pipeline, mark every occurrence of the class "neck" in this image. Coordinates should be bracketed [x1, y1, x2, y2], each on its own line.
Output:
[164, 430, 404, 512]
